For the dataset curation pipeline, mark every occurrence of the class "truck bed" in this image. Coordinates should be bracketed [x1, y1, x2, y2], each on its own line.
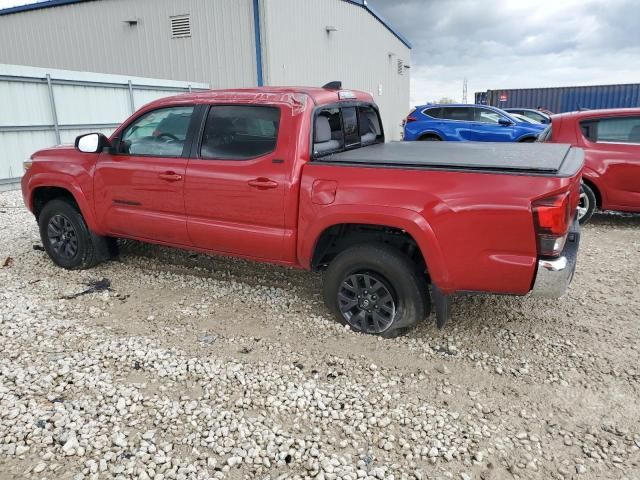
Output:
[316, 142, 583, 176]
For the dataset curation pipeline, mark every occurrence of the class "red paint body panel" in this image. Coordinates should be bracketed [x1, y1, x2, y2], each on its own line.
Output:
[22, 87, 582, 296]
[550, 108, 640, 212]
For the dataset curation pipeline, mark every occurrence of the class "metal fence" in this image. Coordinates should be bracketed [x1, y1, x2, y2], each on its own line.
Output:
[0, 64, 209, 187]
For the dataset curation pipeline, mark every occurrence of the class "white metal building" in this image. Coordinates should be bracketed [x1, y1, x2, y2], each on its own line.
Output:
[0, 0, 412, 141]
[0, 64, 209, 188]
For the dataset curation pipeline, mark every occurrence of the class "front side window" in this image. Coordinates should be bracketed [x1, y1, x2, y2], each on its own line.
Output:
[118, 106, 194, 157]
[523, 111, 547, 123]
[475, 108, 502, 124]
[200, 105, 280, 160]
[580, 116, 640, 144]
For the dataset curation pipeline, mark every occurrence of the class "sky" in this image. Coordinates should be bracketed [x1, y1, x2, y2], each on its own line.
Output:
[369, 0, 640, 105]
[1, 0, 639, 106]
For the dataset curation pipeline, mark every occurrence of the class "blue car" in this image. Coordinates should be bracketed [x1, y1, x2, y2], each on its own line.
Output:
[403, 104, 545, 142]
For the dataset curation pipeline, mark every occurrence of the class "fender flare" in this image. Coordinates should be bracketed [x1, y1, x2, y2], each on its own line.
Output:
[26, 173, 100, 232]
[298, 204, 452, 291]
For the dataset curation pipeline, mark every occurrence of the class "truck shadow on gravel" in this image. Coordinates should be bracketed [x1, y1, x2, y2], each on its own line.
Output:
[114, 239, 538, 338]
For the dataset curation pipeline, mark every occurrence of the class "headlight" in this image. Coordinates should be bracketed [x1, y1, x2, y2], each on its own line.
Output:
[23, 158, 33, 171]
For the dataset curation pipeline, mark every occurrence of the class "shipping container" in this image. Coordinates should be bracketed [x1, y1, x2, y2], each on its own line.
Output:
[475, 83, 640, 113]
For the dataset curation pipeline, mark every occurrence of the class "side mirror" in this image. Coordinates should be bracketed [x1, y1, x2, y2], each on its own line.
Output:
[498, 118, 513, 126]
[75, 133, 110, 153]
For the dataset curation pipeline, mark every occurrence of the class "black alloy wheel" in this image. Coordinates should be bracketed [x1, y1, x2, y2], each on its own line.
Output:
[337, 272, 397, 334]
[47, 214, 79, 259]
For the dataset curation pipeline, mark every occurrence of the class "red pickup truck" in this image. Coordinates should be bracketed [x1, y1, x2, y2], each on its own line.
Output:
[541, 108, 640, 223]
[21, 84, 583, 337]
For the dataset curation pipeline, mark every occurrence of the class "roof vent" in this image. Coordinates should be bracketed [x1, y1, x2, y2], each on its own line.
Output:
[170, 14, 191, 38]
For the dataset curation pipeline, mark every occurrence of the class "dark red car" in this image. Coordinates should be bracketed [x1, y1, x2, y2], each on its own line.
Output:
[543, 108, 640, 223]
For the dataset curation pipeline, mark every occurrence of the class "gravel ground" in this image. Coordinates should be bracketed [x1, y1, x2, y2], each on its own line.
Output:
[1, 188, 639, 480]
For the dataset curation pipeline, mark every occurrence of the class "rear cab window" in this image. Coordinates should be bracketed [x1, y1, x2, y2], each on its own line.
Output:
[580, 116, 640, 144]
[312, 102, 384, 158]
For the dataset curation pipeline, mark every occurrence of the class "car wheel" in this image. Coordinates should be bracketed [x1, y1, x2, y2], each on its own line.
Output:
[323, 243, 430, 337]
[38, 199, 102, 269]
[519, 137, 536, 143]
[419, 135, 442, 141]
[578, 183, 597, 225]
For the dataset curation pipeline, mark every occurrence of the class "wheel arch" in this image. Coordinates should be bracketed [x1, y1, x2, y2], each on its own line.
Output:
[300, 207, 451, 291]
[417, 130, 444, 141]
[27, 174, 99, 232]
[517, 134, 538, 142]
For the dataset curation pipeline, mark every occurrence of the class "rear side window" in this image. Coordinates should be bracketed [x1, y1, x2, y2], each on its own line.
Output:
[200, 105, 280, 160]
[423, 107, 443, 118]
[442, 107, 472, 121]
[580, 116, 640, 144]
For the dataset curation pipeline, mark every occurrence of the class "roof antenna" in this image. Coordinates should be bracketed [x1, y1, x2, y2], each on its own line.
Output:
[322, 81, 342, 90]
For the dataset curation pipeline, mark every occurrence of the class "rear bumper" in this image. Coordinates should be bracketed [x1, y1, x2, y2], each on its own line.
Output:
[530, 218, 580, 298]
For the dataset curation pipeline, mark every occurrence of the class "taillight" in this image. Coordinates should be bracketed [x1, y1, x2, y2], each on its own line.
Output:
[405, 115, 417, 123]
[532, 192, 573, 257]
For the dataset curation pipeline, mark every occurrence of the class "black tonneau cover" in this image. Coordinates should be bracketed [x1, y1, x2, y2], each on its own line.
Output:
[317, 142, 582, 176]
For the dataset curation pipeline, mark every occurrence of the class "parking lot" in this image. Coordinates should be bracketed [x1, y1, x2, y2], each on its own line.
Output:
[1, 188, 639, 480]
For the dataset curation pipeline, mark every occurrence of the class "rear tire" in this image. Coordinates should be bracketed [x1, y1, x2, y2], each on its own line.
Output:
[578, 183, 597, 225]
[323, 244, 429, 338]
[419, 135, 442, 141]
[38, 199, 103, 270]
[519, 137, 536, 143]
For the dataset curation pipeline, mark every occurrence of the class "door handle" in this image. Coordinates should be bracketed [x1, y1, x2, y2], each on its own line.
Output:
[248, 178, 279, 189]
[158, 171, 183, 182]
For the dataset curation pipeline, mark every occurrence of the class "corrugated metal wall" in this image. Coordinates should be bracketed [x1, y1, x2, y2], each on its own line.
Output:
[0, 0, 256, 88]
[260, 0, 411, 140]
[480, 84, 640, 113]
[0, 0, 412, 141]
[0, 64, 209, 186]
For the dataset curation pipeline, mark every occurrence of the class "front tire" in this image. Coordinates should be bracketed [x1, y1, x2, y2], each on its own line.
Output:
[38, 199, 102, 269]
[578, 183, 597, 225]
[323, 244, 429, 337]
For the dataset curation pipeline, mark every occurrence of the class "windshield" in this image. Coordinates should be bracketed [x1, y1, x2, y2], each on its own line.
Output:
[537, 124, 553, 142]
